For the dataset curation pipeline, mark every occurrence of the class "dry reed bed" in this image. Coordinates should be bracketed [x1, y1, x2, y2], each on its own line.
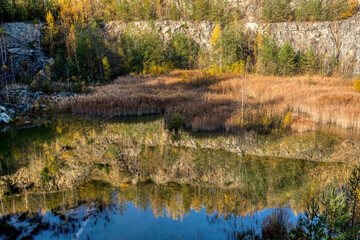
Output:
[64, 70, 360, 132]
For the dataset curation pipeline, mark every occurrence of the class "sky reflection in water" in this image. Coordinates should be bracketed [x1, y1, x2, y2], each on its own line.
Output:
[25, 190, 296, 240]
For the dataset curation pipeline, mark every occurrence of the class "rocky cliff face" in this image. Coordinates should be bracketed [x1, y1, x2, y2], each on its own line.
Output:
[247, 13, 360, 76]
[2, 14, 360, 82]
[227, 0, 263, 22]
[104, 14, 360, 76]
[103, 20, 216, 48]
[0, 22, 52, 83]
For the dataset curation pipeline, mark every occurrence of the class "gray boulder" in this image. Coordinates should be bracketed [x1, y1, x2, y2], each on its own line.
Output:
[0, 112, 11, 124]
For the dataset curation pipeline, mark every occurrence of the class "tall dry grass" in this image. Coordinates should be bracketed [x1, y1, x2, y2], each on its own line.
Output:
[62, 70, 360, 132]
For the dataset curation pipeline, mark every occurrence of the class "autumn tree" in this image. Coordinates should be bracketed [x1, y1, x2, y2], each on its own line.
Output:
[44, 11, 58, 56]
[209, 23, 222, 69]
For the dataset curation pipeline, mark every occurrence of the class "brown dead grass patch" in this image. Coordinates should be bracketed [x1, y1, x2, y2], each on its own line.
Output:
[62, 71, 360, 132]
[291, 118, 317, 133]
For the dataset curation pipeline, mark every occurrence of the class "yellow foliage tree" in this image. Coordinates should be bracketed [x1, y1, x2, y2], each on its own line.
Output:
[45, 11, 58, 55]
[209, 23, 222, 70]
[210, 23, 221, 46]
[102, 57, 111, 80]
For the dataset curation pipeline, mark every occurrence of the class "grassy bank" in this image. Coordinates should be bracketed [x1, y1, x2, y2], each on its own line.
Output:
[61, 70, 360, 132]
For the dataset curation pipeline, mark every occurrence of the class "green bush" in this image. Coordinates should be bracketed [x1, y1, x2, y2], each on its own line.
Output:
[167, 113, 186, 132]
[95, 164, 104, 170]
[104, 164, 110, 174]
[167, 33, 199, 69]
[95, 163, 110, 174]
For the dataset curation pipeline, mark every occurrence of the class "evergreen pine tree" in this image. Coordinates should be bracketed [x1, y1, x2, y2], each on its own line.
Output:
[300, 47, 318, 74]
[192, 0, 211, 21]
[258, 37, 279, 75]
[221, 25, 247, 66]
[167, 33, 199, 69]
[278, 42, 297, 76]
[169, 3, 180, 20]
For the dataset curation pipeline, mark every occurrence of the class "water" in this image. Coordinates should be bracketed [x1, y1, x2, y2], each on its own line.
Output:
[1, 181, 297, 240]
[0, 115, 354, 239]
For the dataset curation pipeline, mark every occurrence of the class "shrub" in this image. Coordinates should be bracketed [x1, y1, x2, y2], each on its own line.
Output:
[328, 0, 359, 20]
[167, 33, 199, 69]
[167, 113, 186, 132]
[264, 0, 358, 22]
[95, 163, 110, 174]
[104, 164, 110, 174]
[143, 62, 173, 76]
[282, 111, 293, 128]
[354, 79, 360, 92]
[102, 57, 111, 80]
[180, 71, 217, 87]
[228, 60, 246, 75]
[291, 186, 351, 239]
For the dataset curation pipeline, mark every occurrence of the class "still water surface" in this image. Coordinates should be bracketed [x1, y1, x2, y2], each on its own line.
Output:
[0, 116, 352, 239]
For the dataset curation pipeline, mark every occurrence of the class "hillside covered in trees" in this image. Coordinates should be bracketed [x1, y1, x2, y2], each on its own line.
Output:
[0, 0, 359, 91]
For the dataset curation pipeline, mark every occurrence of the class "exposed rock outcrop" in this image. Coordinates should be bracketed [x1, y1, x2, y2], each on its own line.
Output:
[104, 13, 360, 76]
[2, 13, 360, 83]
[0, 22, 53, 83]
[246, 13, 360, 76]
[103, 20, 216, 48]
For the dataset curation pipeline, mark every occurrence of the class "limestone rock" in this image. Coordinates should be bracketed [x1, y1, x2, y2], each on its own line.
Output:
[103, 20, 216, 49]
[0, 112, 11, 123]
[245, 13, 360, 76]
[0, 22, 52, 83]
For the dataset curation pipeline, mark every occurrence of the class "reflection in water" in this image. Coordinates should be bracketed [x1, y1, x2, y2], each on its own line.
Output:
[0, 115, 356, 239]
[0, 181, 297, 240]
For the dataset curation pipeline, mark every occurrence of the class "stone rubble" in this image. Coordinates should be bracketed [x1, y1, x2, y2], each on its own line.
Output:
[0, 88, 74, 125]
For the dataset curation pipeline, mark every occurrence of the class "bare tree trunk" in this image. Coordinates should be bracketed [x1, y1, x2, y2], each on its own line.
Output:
[0, 33, 7, 67]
